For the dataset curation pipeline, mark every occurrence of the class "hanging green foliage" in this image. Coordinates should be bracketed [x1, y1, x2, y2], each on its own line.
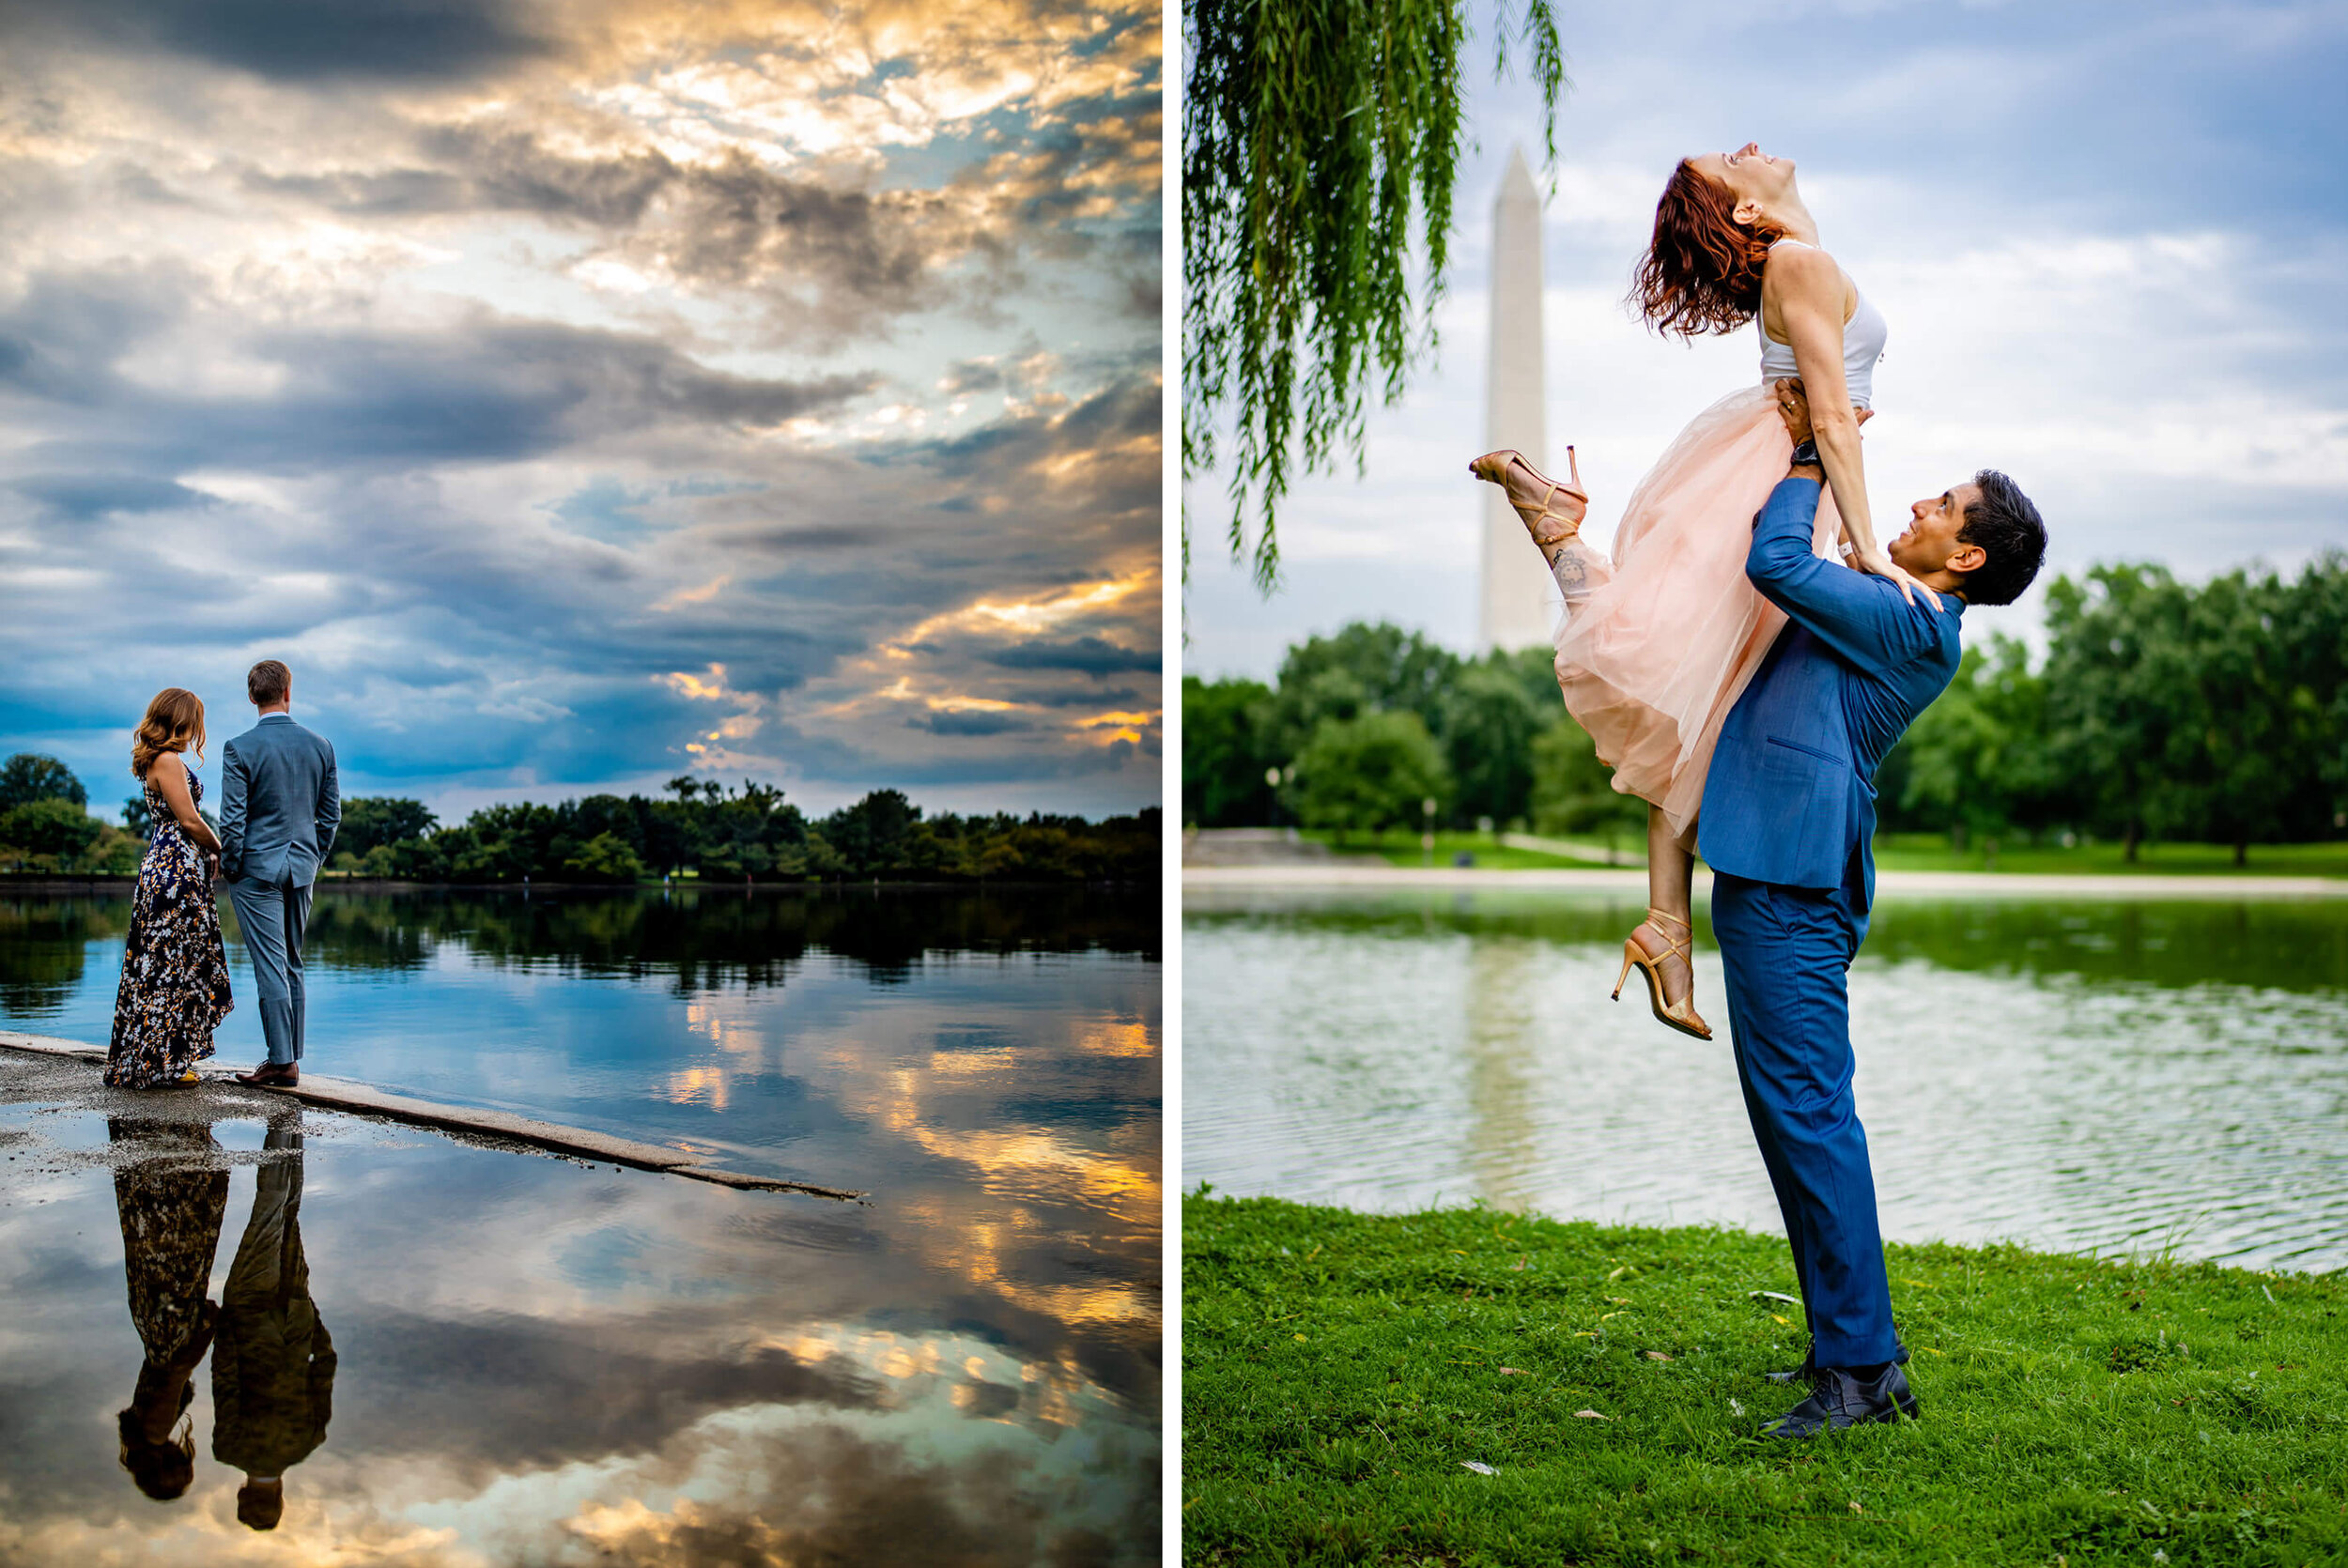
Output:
[1183, 0, 1566, 593]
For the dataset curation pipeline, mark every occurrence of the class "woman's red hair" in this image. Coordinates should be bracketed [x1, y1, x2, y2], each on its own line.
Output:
[1630, 160, 1785, 339]
[131, 688, 206, 779]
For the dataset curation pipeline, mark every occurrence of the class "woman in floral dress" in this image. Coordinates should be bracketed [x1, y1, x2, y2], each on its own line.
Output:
[105, 689, 234, 1088]
[111, 1115, 229, 1499]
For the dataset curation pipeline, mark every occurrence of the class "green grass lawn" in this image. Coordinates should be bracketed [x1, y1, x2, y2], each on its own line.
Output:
[1869, 835, 2348, 879]
[1183, 1194, 2348, 1566]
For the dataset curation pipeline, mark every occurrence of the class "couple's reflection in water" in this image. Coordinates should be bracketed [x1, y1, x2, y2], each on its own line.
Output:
[111, 1114, 335, 1530]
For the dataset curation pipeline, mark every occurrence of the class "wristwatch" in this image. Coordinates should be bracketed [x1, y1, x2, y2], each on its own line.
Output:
[1789, 437, 1821, 468]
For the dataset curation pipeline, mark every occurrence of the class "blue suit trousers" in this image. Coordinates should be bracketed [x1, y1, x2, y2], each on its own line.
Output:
[1711, 869, 1899, 1368]
[226, 875, 313, 1065]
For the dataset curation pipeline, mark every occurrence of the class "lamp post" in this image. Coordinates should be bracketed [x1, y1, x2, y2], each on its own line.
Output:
[1265, 765, 1282, 830]
[1422, 796, 1438, 868]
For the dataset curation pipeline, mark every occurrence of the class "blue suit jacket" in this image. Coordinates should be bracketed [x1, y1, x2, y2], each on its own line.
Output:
[1697, 477, 1964, 911]
[219, 715, 340, 887]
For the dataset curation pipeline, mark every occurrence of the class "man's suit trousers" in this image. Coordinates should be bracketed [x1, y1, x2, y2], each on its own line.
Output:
[1711, 869, 1899, 1369]
[226, 877, 313, 1066]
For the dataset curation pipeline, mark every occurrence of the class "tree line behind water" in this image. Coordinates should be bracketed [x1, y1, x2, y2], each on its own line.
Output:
[0, 761, 1158, 885]
[1184, 556, 2348, 863]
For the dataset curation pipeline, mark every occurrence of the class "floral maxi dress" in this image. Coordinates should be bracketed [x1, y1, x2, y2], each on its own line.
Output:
[104, 767, 234, 1088]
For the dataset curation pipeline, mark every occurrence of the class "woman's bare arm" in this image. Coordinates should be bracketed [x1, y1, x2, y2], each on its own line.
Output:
[148, 753, 223, 856]
[1766, 244, 1940, 610]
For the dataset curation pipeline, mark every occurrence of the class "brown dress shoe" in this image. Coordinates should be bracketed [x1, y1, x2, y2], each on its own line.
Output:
[234, 1063, 299, 1087]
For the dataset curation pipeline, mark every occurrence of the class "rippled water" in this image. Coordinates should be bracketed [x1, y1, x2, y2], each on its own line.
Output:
[1184, 887, 2348, 1273]
[0, 887, 1159, 1564]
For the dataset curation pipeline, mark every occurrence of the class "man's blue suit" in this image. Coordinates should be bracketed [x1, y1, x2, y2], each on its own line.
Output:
[218, 714, 340, 1067]
[1697, 476, 1964, 1368]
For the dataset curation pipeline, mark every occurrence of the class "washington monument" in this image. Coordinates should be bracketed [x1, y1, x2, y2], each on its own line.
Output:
[1477, 146, 1557, 652]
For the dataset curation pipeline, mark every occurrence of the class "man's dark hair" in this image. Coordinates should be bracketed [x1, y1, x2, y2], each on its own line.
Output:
[247, 660, 291, 707]
[1955, 469, 2047, 607]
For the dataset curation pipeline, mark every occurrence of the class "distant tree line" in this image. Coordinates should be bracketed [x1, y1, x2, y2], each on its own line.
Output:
[2, 887, 1158, 1015]
[1882, 559, 2347, 860]
[0, 764, 1158, 884]
[1183, 623, 1645, 853]
[0, 753, 147, 874]
[1184, 554, 2348, 863]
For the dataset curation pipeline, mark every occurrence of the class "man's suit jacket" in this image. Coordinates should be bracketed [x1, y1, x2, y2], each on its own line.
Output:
[212, 1265, 335, 1478]
[218, 715, 340, 887]
[1697, 477, 1965, 912]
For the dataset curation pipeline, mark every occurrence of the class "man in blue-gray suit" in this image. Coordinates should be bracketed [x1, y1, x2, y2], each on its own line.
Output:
[1705, 380, 2046, 1438]
[217, 660, 340, 1088]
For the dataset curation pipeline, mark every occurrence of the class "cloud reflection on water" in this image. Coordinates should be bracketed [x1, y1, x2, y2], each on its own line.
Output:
[0, 887, 1158, 1564]
[0, 1101, 1155, 1565]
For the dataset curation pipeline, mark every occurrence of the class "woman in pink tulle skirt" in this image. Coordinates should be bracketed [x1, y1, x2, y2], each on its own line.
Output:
[1473, 143, 1942, 1040]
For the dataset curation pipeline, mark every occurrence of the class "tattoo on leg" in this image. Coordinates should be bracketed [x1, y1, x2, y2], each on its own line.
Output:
[1552, 544, 1591, 602]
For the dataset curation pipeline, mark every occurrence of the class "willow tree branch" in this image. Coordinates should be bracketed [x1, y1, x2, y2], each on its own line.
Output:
[1182, 0, 1566, 595]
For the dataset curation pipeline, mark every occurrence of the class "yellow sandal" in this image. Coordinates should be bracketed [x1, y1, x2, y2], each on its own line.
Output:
[1612, 907, 1712, 1040]
[1469, 447, 1588, 561]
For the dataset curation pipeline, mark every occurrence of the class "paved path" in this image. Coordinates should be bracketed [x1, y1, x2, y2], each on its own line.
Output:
[1181, 827, 1337, 867]
[0, 1031, 861, 1199]
[1183, 865, 2348, 899]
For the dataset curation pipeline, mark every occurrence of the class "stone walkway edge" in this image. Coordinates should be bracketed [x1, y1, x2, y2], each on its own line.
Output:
[0, 1031, 863, 1201]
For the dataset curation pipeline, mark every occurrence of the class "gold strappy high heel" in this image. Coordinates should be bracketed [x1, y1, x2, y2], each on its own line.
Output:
[1612, 907, 1712, 1040]
[1469, 446, 1587, 562]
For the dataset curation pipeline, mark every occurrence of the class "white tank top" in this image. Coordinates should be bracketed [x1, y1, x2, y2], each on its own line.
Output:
[1757, 238, 1886, 410]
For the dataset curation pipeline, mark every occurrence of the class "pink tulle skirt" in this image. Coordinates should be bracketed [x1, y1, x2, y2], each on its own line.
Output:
[1552, 384, 1843, 846]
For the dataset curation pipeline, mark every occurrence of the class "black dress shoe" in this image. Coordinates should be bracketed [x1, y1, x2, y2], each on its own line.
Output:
[234, 1064, 299, 1088]
[1759, 1363, 1919, 1439]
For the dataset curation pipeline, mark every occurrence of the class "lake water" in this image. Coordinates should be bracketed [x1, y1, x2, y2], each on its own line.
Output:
[1184, 887, 2348, 1274]
[0, 886, 1160, 1565]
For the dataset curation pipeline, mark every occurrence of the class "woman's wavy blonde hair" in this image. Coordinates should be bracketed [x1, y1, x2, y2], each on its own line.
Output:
[131, 688, 207, 780]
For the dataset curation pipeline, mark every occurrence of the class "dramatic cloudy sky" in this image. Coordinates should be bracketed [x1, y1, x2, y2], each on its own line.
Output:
[0, 0, 1161, 821]
[1187, 0, 2346, 678]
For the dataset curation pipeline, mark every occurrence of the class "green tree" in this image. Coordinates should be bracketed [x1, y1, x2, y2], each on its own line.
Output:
[84, 825, 146, 874]
[1, 797, 103, 864]
[1893, 634, 2061, 849]
[337, 797, 439, 858]
[642, 800, 697, 876]
[797, 831, 849, 881]
[2042, 566, 2200, 860]
[564, 832, 647, 883]
[1483, 643, 1567, 718]
[822, 791, 920, 877]
[1291, 710, 1450, 841]
[369, 836, 452, 880]
[2274, 551, 2348, 832]
[1183, 0, 1565, 589]
[443, 803, 557, 882]
[2172, 570, 2301, 864]
[1528, 716, 1643, 849]
[0, 754, 86, 809]
[1268, 622, 1460, 759]
[1438, 657, 1546, 829]
[1182, 675, 1277, 826]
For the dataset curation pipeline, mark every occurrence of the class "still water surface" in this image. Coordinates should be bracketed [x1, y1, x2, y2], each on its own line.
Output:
[1185, 888, 2348, 1273]
[0, 886, 1158, 1564]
